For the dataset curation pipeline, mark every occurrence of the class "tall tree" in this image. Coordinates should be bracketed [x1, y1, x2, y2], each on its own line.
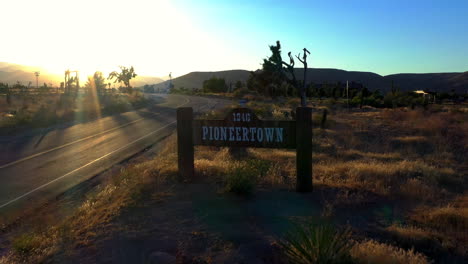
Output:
[108, 66, 137, 93]
[262, 41, 309, 106]
[203, 77, 227, 93]
[85, 71, 107, 95]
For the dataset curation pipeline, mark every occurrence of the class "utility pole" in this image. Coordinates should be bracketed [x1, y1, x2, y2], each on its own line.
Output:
[34, 71, 40, 90]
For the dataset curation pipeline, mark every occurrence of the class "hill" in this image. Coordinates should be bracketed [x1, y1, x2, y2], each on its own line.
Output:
[130, 76, 165, 87]
[0, 62, 62, 85]
[156, 68, 467, 94]
[1, 61, 466, 93]
[153, 70, 251, 90]
[384, 72, 468, 94]
[294, 68, 386, 91]
[0, 62, 164, 88]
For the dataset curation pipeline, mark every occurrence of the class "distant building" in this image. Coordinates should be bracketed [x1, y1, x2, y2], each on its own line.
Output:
[414, 90, 430, 98]
[414, 90, 428, 95]
[414, 90, 434, 103]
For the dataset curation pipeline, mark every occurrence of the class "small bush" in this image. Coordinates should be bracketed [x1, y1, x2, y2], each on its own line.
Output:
[12, 233, 41, 255]
[279, 222, 353, 264]
[323, 98, 337, 107]
[224, 162, 259, 195]
[233, 87, 251, 98]
[415, 206, 468, 232]
[350, 239, 429, 264]
[287, 97, 301, 109]
[245, 159, 271, 178]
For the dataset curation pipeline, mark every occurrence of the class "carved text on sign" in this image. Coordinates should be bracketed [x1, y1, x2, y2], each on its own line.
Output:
[193, 108, 295, 148]
[202, 126, 284, 143]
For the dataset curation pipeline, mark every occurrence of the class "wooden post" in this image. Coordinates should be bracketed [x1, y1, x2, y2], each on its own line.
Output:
[177, 107, 194, 181]
[320, 108, 328, 129]
[296, 107, 312, 192]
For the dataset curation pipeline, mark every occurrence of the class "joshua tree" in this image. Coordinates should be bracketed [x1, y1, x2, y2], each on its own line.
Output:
[108, 66, 137, 93]
[263, 41, 310, 107]
[85, 71, 107, 95]
[295, 48, 310, 107]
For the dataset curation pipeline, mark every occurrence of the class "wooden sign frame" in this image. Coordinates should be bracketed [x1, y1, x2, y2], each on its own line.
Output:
[177, 107, 312, 192]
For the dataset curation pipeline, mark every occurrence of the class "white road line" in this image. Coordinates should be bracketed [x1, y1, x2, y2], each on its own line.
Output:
[0, 97, 191, 209]
[0, 97, 190, 169]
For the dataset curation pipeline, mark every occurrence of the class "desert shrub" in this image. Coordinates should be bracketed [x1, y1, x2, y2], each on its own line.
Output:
[315, 160, 455, 197]
[414, 206, 468, 232]
[312, 110, 333, 128]
[0, 108, 31, 128]
[350, 96, 361, 107]
[224, 160, 265, 195]
[323, 98, 337, 107]
[250, 103, 274, 119]
[199, 108, 227, 119]
[56, 94, 75, 110]
[31, 105, 58, 127]
[272, 108, 285, 120]
[350, 239, 430, 264]
[389, 136, 434, 154]
[232, 87, 251, 98]
[398, 178, 437, 202]
[385, 224, 443, 253]
[203, 77, 226, 93]
[245, 159, 271, 178]
[129, 96, 150, 108]
[12, 233, 41, 255]
[362, 95, 382, 107]
[195, 158, 229, 178]
[279, 222, 353, 264]
[287, 97, 301, 109]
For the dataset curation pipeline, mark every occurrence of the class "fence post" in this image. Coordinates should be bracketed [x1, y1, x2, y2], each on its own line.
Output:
[296, 107, 313, 192]
[177, 107, 194, 181]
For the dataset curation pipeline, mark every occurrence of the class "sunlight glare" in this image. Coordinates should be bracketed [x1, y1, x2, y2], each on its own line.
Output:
[0, 0, 230, 78]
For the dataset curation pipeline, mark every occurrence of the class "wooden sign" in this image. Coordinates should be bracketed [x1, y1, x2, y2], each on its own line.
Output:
[177, 107, 312, 192]
[193, 108, 296, 149]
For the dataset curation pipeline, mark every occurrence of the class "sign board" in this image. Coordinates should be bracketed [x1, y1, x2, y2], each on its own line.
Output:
[193, 108, 296, 148]
[177, 106, 312, 192]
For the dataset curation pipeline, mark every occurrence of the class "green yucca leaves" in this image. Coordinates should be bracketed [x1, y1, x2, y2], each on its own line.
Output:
[279, 222, 353, 264]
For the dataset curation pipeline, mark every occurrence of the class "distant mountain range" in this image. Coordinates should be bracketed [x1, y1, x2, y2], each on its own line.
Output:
[0, 62, 164, 88]
[152, 70, 251, 91]
[1, 62, 466, 93]
[155, 69, 468, 94]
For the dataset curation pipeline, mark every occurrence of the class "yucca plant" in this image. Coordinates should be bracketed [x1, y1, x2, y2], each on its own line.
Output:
[279, 221, 353, 264]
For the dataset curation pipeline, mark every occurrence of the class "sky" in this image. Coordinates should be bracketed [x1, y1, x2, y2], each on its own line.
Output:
[0, 0, 467, 78]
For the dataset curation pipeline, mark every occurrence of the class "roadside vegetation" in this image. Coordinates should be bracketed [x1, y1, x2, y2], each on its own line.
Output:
[0, 67, 151, 135]
[0, 91, 151, 134]
[1, 98, 466, 263]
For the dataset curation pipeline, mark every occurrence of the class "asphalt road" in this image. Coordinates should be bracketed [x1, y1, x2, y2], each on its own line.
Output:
[0, 94, 231, 217]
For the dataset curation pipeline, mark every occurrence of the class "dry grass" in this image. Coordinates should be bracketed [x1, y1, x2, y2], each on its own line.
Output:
[412, 203, 468, 233]
[379, 108, 468, 158]
[3, 103, 467, 263]
[338, 149, 402, 161]
[314, 159, 453, 198]
[350, 239, 430, 264]
[386, 224, 435, 242]
[3, 135, 180, 263]
[404, 193, 468, 256]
